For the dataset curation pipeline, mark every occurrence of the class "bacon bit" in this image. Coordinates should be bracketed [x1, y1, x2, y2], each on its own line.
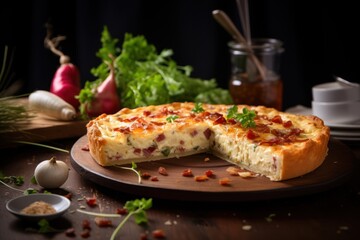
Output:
[80, 229, 90, 238]
[176, 146, 185, 152]
[64, 192, 73, 200]
[213, 115, 227, 125]
[190, 130, 198, 137]
[238, 171, 254, 178]
[179, 140, 185, 145]
[150, 176, 159, 181]
[133, 148, 141, 155]
[194, 175, 209, 182]
[82, 219, 91, 230]
[204, 170, 215, 178]
[143, 110, 151, 116]
[226, 166, 242, 176]
[246, 129, 259, 140]
[219, 177, 231, 186]
[94, 217, 112, 227]
[182, 169, 193, 177]
[143, 146, 156, 157]
[141, 172, 151, 179]
[116, 208, 128, 215]
[283, 120, 293, 128]
[140, 232, 148, 240]
[158, 167, 168, 176]
[271, 115, 283, 124]
[203, 128, 212, 139]
[204, 157, 210, 162]
[152, 229, 166, 238]
[81, 144, 89, 151]
[155, 133, 166, 142]
[85, 196, 97, 207]
[65, 227, 76, 237]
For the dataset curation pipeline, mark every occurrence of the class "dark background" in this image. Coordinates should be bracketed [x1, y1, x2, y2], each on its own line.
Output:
[1, 0, 359, 110]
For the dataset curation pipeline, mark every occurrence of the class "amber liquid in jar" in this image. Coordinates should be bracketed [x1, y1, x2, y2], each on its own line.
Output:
[229, 74, 283, 110]
[228, 39, 284, 110]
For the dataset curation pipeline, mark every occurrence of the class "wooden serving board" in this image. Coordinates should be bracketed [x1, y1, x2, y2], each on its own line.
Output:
[70, 136, 354, 202]
[0, 98, 88, 147]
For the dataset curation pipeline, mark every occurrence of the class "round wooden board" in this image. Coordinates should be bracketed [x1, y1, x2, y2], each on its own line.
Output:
[70, 136, 354, 202]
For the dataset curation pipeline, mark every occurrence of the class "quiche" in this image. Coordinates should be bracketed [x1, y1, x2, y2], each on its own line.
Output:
[86, 102, 330, 181]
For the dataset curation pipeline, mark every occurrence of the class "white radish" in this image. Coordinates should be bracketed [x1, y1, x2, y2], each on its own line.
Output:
[28, 90, 77, 121]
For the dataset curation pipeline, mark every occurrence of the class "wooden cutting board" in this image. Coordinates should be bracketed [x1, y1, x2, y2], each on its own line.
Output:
[0, 98, 88, 148]
[70, 136, 354, 202]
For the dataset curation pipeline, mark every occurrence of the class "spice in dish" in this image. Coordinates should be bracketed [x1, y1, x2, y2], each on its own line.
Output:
[20, 201, 56, 215]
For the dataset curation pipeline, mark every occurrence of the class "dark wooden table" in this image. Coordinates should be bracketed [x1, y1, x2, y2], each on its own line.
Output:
[1, 137, 360, 240]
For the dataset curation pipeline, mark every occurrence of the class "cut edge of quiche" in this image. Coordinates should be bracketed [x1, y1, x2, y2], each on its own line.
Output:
[86, 102, 330, 181]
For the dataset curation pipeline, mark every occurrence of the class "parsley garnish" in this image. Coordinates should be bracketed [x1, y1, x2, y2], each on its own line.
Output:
[226, 106, 256, 128]
[77, 198, 152, 240]
[166, 115, 179, 123]
[192, 102, 205, 113]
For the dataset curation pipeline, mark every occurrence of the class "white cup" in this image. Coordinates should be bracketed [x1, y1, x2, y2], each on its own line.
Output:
[312, 101, 360, 124]
[312, 82, 360, 102]
[312, 81, 360, 124]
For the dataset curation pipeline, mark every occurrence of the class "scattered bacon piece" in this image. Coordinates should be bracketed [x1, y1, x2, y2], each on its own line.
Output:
[150, 176, 159, 181]
[140, 232, 148, 240]
[82, 219, 91, 230]
[141, 172, 151, 179]
[81, 144, 89, 151]
[204, 170, 215, 178]
[116, 208, 128, 215]
[64, 192, 73, 200]
[80, 229, 90, 238]
[152, 229, 166, 238]
[65, 227, 76, 237]
[219, 177, 231, 186]
[85, 196, 97, 207]
[182, 169, 193, 177]
[94, 217, 112, 227]
[158, 167, 168, 176]
[194, 175, 209, 182]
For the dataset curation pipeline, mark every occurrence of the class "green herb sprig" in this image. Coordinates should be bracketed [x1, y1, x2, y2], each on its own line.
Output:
[166, 115, 179, 123]
[77, 198, 152, 240]
[226, 106, 256, 128]
[192, 102, 205, 113]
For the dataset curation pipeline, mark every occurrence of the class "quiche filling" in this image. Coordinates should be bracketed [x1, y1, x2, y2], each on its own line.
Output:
[86, 102, 330, 181]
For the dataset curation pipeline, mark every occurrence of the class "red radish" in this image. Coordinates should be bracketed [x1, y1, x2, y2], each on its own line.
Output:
[44, 25, 81, 109]
[50, 56, 81, 109]
[85, 60, 121, 117]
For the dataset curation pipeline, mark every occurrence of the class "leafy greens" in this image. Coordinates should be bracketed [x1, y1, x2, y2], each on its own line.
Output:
[77, 26, 233, 115]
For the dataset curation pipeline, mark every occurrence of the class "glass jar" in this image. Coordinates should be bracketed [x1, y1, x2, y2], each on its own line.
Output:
[228, 39, 284, 110]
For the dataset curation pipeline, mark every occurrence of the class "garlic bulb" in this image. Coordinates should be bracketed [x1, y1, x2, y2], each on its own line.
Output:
[34, 157, 70, 189]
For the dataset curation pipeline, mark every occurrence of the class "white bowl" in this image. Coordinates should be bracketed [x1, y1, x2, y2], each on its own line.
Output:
[312, 101, 360, 124]
[6, 193, 71, 221]
[312, 82, 360, 102]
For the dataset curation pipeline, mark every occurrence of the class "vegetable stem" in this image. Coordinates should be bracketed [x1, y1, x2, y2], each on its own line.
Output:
[14, 141, 69, 153]
[0, 179, 24, 193]
[76, 209, 122, 218]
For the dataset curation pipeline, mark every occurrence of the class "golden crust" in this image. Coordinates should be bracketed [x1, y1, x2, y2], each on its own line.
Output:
[86, 102, 330, 181]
